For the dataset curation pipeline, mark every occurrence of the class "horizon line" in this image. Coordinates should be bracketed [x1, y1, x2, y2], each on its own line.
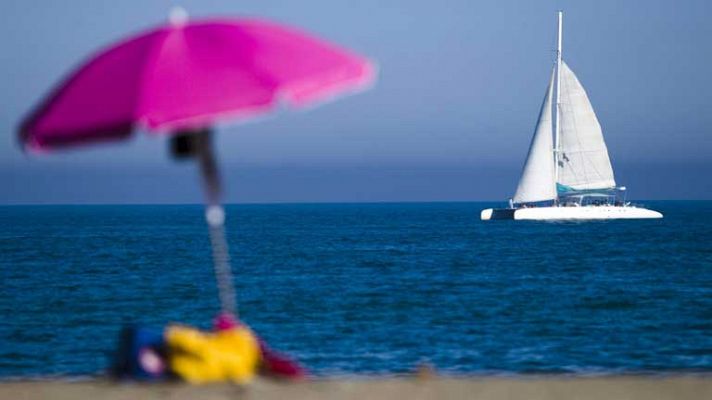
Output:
[0, 199, 708, 207]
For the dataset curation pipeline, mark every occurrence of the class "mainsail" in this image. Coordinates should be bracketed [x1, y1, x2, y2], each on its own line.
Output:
[556, 61, 616, 191]
[513, 69, 557, 204]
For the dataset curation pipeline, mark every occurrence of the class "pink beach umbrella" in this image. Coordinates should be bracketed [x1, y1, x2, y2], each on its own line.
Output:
[19, 8, 375, 317]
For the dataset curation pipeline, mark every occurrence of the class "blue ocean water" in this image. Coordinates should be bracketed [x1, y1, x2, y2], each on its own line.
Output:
[1, 201, 711, 377]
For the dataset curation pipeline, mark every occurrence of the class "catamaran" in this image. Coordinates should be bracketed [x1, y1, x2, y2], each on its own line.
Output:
[481, 11, 662, 221]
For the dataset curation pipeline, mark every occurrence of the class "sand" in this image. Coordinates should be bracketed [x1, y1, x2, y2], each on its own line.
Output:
[1, 375, 710, 400]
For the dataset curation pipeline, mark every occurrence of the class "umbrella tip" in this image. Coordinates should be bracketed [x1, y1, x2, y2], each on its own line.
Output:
[169, 6, 189, 26]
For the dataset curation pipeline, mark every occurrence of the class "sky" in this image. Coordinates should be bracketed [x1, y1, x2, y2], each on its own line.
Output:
[1, 0, 710, 204]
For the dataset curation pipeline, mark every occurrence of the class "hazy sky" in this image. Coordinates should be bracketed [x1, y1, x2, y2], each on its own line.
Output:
[1, 0, 710, 204]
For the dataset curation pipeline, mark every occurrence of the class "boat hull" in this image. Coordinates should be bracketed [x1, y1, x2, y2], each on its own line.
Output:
[481, 206, 662, 221]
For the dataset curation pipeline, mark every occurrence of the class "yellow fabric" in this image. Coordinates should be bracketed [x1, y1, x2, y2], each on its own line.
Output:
[165, 325, 260, 384]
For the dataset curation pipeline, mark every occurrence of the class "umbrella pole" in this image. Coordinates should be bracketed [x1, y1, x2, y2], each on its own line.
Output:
[193, 129, 238, 317]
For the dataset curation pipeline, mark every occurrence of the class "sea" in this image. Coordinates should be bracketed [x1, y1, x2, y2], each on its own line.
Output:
[1, 201, 710, 377]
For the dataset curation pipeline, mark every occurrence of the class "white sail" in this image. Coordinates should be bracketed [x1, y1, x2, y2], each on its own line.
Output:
[513, 69, 557, 204]
[557, 61, 616, 191]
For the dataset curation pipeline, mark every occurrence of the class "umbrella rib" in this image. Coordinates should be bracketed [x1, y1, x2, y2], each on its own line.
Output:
[134, 28, 172, 128]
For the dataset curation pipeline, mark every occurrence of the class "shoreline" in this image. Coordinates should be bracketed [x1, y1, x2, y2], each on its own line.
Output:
[1, 375, 710, 400]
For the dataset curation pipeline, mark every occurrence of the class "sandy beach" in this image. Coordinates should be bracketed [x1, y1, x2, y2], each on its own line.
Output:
[1, 376, 710, 400]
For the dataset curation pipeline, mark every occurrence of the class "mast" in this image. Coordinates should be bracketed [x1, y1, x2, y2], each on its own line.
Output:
[554, 11, 563, 187]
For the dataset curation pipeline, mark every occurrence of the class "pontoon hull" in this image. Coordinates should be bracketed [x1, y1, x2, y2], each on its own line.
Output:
[481, 206, 662, 221]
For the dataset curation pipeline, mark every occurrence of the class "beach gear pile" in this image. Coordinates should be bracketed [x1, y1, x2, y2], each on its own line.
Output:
[112, 314, 305, 384]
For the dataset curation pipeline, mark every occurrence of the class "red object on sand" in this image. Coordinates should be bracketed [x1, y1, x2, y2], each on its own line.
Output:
[213, 312, 307, 379]
[259, 341, 307, 379]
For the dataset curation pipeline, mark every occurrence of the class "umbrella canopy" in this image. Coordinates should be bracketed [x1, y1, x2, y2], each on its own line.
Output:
[19, 13, 374, 150]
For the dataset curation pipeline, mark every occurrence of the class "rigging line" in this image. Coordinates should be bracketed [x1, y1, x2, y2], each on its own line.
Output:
[560, 69, 583, 186]
[579, 79, 614, 185]
[567, 67, 589, 186]
[570, 71, 609, 185]
[572, 66, 610, 185]
[565, 64, 599, 186]
[558, 149, 606, 154]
